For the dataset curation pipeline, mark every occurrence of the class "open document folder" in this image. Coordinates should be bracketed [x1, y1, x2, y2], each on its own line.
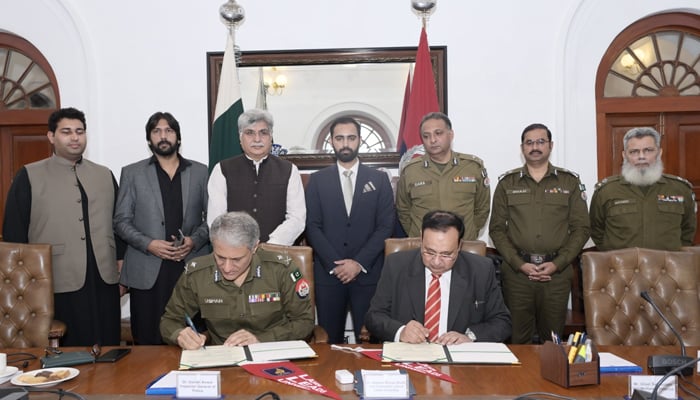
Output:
[381, 342, 520, 364]
[179, 340, 317, 369]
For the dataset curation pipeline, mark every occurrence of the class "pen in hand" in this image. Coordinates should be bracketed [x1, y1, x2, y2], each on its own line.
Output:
[185, 313, 206, 350]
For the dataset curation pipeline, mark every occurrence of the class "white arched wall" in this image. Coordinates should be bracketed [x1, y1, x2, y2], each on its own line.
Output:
[0, 0, 102, 156]
[557, 0, 700, 198]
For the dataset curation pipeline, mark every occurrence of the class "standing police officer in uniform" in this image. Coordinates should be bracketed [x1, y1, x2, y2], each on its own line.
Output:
[160, 212, 314, 349]
[590, 127, 696, 251]
[396, 112, 490, 239]
[490, 123, 590, 344]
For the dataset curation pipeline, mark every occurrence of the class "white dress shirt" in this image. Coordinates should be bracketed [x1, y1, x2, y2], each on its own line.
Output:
[207, 155, 306, 245]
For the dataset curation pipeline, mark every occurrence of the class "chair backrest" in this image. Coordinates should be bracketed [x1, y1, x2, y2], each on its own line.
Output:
[582, 247, 700, 346]
[384, 237, 487, 257]
[0, 242, 53, 348]
[682, 246, 700, 302]
[258, 243, 316, 311]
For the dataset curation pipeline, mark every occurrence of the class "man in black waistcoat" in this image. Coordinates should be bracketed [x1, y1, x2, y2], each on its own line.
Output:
[207, 109, 305, 245]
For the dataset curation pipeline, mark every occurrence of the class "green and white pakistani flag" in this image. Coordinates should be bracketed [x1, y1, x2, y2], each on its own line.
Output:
[209, 29, 244, 173]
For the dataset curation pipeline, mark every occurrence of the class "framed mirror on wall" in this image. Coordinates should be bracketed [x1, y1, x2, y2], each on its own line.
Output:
[207, 46, 447, 169]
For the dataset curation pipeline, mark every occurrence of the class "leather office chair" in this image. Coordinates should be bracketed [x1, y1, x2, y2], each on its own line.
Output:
[357, 237, 488, 342]
[581, 247, 700, 346]
[258, 243, 328, 344]
[384, 237, 487, 257]
[0, 242, 65, 348]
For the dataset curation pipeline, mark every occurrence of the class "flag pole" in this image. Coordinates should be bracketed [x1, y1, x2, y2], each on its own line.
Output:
[209, 1, 246, 173]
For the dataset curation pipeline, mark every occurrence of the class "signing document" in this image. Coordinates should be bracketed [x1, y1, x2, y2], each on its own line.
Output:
[382, 342, 520, 364]
[179, 340, 317, 369]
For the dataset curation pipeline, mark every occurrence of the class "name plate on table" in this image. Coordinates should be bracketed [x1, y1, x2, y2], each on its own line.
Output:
[176, 371, 220, 399]
[628, 375, 677, 399]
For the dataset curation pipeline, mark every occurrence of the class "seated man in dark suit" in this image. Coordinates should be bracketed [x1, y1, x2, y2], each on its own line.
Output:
[365, 210, 511, 344]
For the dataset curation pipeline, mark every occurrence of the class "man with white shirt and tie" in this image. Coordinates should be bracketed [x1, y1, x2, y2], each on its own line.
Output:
[305, 116, 395, 344]
[365, 210, 511, 344]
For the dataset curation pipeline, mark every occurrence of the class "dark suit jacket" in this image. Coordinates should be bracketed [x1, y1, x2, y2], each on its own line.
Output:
[305, 163, 395, 286]
[365, 249, 512, 342]
[114, 157, 210, 290]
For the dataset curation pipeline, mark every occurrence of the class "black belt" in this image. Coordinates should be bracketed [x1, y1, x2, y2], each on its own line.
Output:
[518, 251, 557, 265]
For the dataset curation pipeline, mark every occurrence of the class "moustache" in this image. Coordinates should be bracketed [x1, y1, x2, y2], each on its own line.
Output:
[529, 150, 542, 155]
[158, 140, 171, 146]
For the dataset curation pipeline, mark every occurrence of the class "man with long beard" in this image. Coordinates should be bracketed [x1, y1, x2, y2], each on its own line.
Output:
[305, 116, 395, 343]
[114, 111, 210, 344]
[590, 127, 696, 251]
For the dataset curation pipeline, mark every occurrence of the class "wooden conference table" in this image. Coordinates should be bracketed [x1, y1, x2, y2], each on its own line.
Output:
[0, 344, 696, 399]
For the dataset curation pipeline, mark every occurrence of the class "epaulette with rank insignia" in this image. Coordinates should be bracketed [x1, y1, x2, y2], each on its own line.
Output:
[498, 168, 522, 181]
[594, 175, 621, 190]
[663, 173, 693, 189]
[402, 156, 424, 170]
[456, 152, 485, 167]
[554, 167, 579, 179]
[257, 249, 293, 267]
[183, 259, 201, 275]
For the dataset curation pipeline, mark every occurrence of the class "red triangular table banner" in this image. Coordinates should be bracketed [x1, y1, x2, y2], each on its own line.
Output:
[241, 361, 341, 400]
[360, 350, 457, 383]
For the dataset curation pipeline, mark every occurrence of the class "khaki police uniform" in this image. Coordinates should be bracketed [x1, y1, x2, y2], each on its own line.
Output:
[396, 151, 490, 239]
[489, 164, 590, 343]
[590, 174, 697, 251]
[160, 248, 314, 345]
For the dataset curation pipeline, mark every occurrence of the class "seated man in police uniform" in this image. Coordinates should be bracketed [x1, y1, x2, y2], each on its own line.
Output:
[160, 212, 314, 349]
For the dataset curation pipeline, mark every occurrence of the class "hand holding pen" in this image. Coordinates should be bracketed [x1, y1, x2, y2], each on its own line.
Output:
[177, 313, 207, 350]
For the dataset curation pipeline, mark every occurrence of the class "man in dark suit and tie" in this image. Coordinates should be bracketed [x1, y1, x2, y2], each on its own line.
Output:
[114, 111, 210, 344]
[365, 210, 511, 344]
[305, 116, 395, 343]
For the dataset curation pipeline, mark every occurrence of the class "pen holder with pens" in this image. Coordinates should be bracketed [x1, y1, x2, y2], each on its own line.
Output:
[540, 341, 600, 388]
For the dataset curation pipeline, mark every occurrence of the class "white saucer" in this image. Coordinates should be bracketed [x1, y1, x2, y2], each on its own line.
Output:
[0, 366, 19, 379]
[11, 367, 79, 387]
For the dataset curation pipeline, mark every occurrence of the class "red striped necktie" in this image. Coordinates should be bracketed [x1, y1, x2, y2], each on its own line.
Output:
[424, 273, 441, 342]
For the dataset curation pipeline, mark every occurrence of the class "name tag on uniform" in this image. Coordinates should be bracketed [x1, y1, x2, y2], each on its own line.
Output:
[544, 187, 570, 194]
[657, 194, 684, 203]
[411, 180, 429, 188]
[248, 292, 281, 303]
[507, 189, 530, 194]
[613, 199, 633, 205]
[453, 176, 476, 183]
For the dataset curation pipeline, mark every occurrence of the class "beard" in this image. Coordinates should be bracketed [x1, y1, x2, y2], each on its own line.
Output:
[150, 140, 179, 157]
[621, 157, 663, 186]
[334, 146, 359, 163]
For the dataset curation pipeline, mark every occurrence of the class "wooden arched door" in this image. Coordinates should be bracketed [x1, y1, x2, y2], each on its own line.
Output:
[0, 32, 59, 234]
[595, 12, 700, 244]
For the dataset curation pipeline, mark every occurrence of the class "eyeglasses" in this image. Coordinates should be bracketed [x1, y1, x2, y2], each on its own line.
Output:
[422, 249, 458, 262]
[522, 139, 550, 147]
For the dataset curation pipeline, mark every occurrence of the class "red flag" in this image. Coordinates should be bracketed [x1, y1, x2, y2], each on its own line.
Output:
[396, 69, 412, 154]
[241, 361, 341, 400]
[397, 27, 440, 155]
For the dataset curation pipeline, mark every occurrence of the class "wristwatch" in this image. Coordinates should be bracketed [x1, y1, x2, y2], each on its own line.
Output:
[465, 328, 477, 342]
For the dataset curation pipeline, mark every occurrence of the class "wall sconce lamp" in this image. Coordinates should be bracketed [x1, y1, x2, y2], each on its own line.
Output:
[264, 68, 287, 95]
